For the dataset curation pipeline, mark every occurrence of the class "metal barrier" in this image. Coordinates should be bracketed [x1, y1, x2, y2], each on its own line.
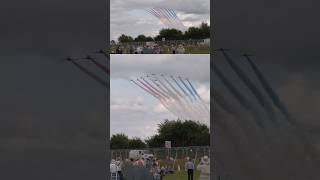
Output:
[111, 146, 210, 161]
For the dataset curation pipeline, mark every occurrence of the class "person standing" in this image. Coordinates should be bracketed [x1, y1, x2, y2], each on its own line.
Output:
[116, 158, 124, 180]
[197, 156, 210, 180]
[185, 157, 195, 180]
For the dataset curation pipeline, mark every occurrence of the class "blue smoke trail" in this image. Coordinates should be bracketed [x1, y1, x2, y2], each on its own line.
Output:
[178, 76, 197, 101]
[171, 76, 193, 102]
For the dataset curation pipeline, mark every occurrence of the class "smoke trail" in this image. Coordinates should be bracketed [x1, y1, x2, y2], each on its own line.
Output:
[151, 8, 174, 28]
[244, 55, 293, 124]
[69, 60, 108, 87]
[139, 77, 185, 118]
[185, 78, 210, 113]
[213, 64, 291, 163]
[171, 76, 202, 121]
[142, 77, 170, 99]
[213, 88, 273, 172]
[132, 74, 210, 122]
[147, 75, 171, 98]
[214, 51, 319, 179]
[166, 8, 185, 29]
[183, 77, 210, 118]
[162, 75, 202, 120]
[142, 76, 186, 118]
[156, 8, 176, 27]
[89, 59, 110, 75]
[163, 8, 175, 19]
[147, 75, 190, 118]
[162, 8, 181, 28]
[212, 64, 264, 128]
[147, 9, 171, 28]
[171, 76, 193, 102]
[178, 76, 197, 101]
[170, 76, 201, 119]
[131, 79, 178, 117]
[162, 75, 184, 98]
[220, 50, 276, 121]
[155, 76, 197, 120]
[244, 56, 320, 169]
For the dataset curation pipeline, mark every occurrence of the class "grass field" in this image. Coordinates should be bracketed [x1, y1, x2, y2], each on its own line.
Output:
[163, 170, 200, 180]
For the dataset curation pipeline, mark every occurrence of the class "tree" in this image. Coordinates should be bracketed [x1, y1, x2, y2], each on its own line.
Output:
[111, 134, 147, 149]
[199, 22, 210, 38]
[128, 137, 147, 149]
[184, 22, 210, 39]
[118, 34, 134, 43]
[134, 34, 147, 42]
[145, 36, 154, 41]
[146, 120, 210, 148]
[154, 35, 162, 41]
[111, 133, 129, 149]
[158, 28, 184, 40]
[145, 135, 164, 148]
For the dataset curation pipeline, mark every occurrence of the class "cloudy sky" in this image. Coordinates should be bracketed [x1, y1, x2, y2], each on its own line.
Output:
[0, 0, 107, 178]
[111, 55, 210, 139]
[110, 0, 210, 41]
[213, 0, 320, 178]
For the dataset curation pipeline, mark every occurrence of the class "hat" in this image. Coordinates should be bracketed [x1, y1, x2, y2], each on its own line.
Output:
[201, 156, 210, 164]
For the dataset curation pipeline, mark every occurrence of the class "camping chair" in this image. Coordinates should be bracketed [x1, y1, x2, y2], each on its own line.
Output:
[110, 172, 118, 180]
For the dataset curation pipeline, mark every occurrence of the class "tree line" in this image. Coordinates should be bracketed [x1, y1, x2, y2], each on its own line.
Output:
[115, 22, 210, 43]
[110, 120, 210, 149]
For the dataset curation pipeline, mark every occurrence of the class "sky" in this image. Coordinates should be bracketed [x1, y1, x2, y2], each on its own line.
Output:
[111, 55, 210, 139]
[213, 0, 320, 179]
[0, 0, 107, 179]
[2, 0, 320, 178]
[110, 0, 210, 41]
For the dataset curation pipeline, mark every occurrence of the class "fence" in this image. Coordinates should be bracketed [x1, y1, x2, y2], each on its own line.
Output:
[111, 146, 210, 161]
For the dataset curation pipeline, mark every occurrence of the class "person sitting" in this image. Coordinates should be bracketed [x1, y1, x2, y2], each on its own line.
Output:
[110, 159, 119, 180]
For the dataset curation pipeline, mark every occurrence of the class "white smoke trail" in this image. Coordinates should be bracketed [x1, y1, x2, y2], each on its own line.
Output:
[131, 74, 209, 123]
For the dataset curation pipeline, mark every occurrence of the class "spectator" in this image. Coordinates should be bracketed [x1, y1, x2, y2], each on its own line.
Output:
[197, 156, 210, 180]
[110, 159, 119, 180]
[116, 158, 124, 180]
[185, 157, 195, 180]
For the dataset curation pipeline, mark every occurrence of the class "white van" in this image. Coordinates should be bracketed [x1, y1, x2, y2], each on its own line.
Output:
[129, 150, 153, 161]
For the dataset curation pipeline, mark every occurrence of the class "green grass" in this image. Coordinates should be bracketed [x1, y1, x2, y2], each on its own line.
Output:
[163, 170, 200, 180]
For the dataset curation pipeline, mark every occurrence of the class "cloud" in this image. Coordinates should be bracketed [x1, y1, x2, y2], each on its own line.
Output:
[110, 54, 210, 138]
[154, 103, 167, 113]
[110, 54, 210, 83]
[197, 84, 210, 102]
[111, 97, 147, 112]
[110, 0, 210, 40]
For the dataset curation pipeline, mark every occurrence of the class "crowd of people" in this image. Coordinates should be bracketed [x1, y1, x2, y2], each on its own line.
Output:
[113, 44, 187, 54]
[110, 156, 168, 180]
[110, 39, 209, 54]
[109, 155, 210, 180]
